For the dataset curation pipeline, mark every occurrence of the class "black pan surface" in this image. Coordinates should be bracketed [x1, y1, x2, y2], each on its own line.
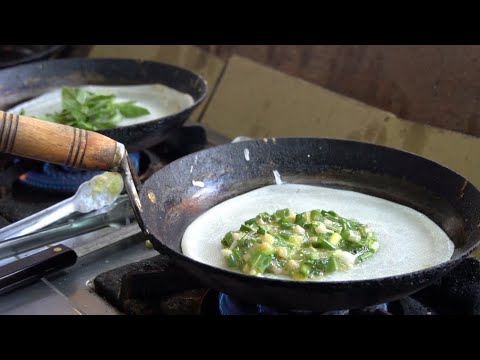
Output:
[0, 45, 66, 69]
[139, 137, 480, 312]
[0, 58, 207, 151]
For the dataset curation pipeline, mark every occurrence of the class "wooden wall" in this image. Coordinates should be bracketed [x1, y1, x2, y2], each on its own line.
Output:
[197, 45, 480, 138]
[82, 46, 480, 188]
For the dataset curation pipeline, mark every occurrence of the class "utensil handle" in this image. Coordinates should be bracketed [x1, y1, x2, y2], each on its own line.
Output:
[0, 111, 124, 170]
[0, 244, 77, 295]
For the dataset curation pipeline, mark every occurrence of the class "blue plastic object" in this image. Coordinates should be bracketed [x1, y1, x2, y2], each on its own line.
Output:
[19, 152, 140, 193]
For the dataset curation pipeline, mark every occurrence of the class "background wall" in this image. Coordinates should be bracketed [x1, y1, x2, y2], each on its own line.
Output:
[89, 45, 480, 188]
[198, 45, 480, 137]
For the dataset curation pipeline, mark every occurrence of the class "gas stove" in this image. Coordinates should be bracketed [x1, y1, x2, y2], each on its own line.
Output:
[91, 250, 480, 315]
[0, 123, 226, 314]
[0, 124, 478, 315]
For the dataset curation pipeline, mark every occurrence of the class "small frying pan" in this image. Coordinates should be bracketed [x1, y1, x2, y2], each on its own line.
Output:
[0, 111, 479, 312]
[0, 58, 207, 151]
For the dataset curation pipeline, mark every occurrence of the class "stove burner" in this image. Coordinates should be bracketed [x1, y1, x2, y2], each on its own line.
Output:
[218, 293, 389, 315]
[93, 253, 480, 315]
[18, 152, 140, 193]
[219, 293, 280, 315]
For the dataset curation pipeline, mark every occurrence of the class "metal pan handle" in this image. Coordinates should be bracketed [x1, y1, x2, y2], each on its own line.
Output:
[0, 110, 147, 234]
[0, 110, 125, 171]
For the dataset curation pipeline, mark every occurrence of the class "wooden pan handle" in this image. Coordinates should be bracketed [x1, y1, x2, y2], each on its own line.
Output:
[0, 111, 125, 171]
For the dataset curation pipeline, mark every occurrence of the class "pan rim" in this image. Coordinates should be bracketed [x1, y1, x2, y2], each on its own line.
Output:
[196, 136, 477, 187]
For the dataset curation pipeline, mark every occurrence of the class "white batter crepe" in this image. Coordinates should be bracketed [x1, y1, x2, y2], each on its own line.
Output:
[181, 184, 455, 281]
[8, 84, 194, 128]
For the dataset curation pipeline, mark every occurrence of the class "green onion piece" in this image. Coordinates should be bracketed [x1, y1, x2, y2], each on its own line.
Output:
[226, 248, 243, 268]
[323, 256, 338, 273]
[300, 263, 312, 276]
[249, 251, 273, 272]
[257, 212, 272, 222]
[221, 232, 234, 247]
[278, 231, 292, 240]
[328, 232, 342, 246]
[321, 210, 338, 218]
[240, 224, 255, 233]
[303, 223, 318, 234]
[295, 213, 308, 226]
[311, 237, 337, 250]
[341, 227, 350, 240]
[280, 222, 293, 230]
[357, 251, 374, 262]
[310, 209, 322, 221]
[275, 208, 290, 218]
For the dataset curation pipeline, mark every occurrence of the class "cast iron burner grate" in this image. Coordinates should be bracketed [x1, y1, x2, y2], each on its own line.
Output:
[93, 251, 480, 315]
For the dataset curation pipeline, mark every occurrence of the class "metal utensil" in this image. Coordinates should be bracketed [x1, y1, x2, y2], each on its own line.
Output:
[0, 223, 143, 295]
[0, 195, 135, 261]
[0, 172, 124, 240]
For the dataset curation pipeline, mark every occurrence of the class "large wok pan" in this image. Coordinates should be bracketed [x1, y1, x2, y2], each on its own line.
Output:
[0, 111, 479, 312]
[0, 58, 207, 151]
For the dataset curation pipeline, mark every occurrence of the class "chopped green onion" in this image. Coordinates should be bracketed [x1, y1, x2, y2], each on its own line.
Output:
[221, 208, 379, 280]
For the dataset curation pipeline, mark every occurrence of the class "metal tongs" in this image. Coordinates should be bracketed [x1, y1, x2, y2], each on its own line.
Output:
[0, 195, 136, 261]
[0, 172, 125, 241]
[0, 110, 145, 234]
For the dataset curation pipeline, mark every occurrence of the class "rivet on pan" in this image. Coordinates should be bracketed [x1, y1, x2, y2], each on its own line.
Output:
[53, 247, 62, 252]
[148, 191, 156, 203]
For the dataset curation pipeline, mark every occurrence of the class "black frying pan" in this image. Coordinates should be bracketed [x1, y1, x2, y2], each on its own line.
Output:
[139, 138, 480, 311]
[0, 110, 479, 311]
[0, 58, 207, 151]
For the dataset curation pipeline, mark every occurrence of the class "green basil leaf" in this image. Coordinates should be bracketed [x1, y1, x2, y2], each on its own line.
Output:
[116, 101, 150, 118]
[61, 87, 81, 110]
[29, 87, 150, 130]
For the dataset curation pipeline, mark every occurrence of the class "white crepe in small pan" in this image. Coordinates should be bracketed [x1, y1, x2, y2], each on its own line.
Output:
[181, 184, 455, 282]
[8, 84, 194, 127]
